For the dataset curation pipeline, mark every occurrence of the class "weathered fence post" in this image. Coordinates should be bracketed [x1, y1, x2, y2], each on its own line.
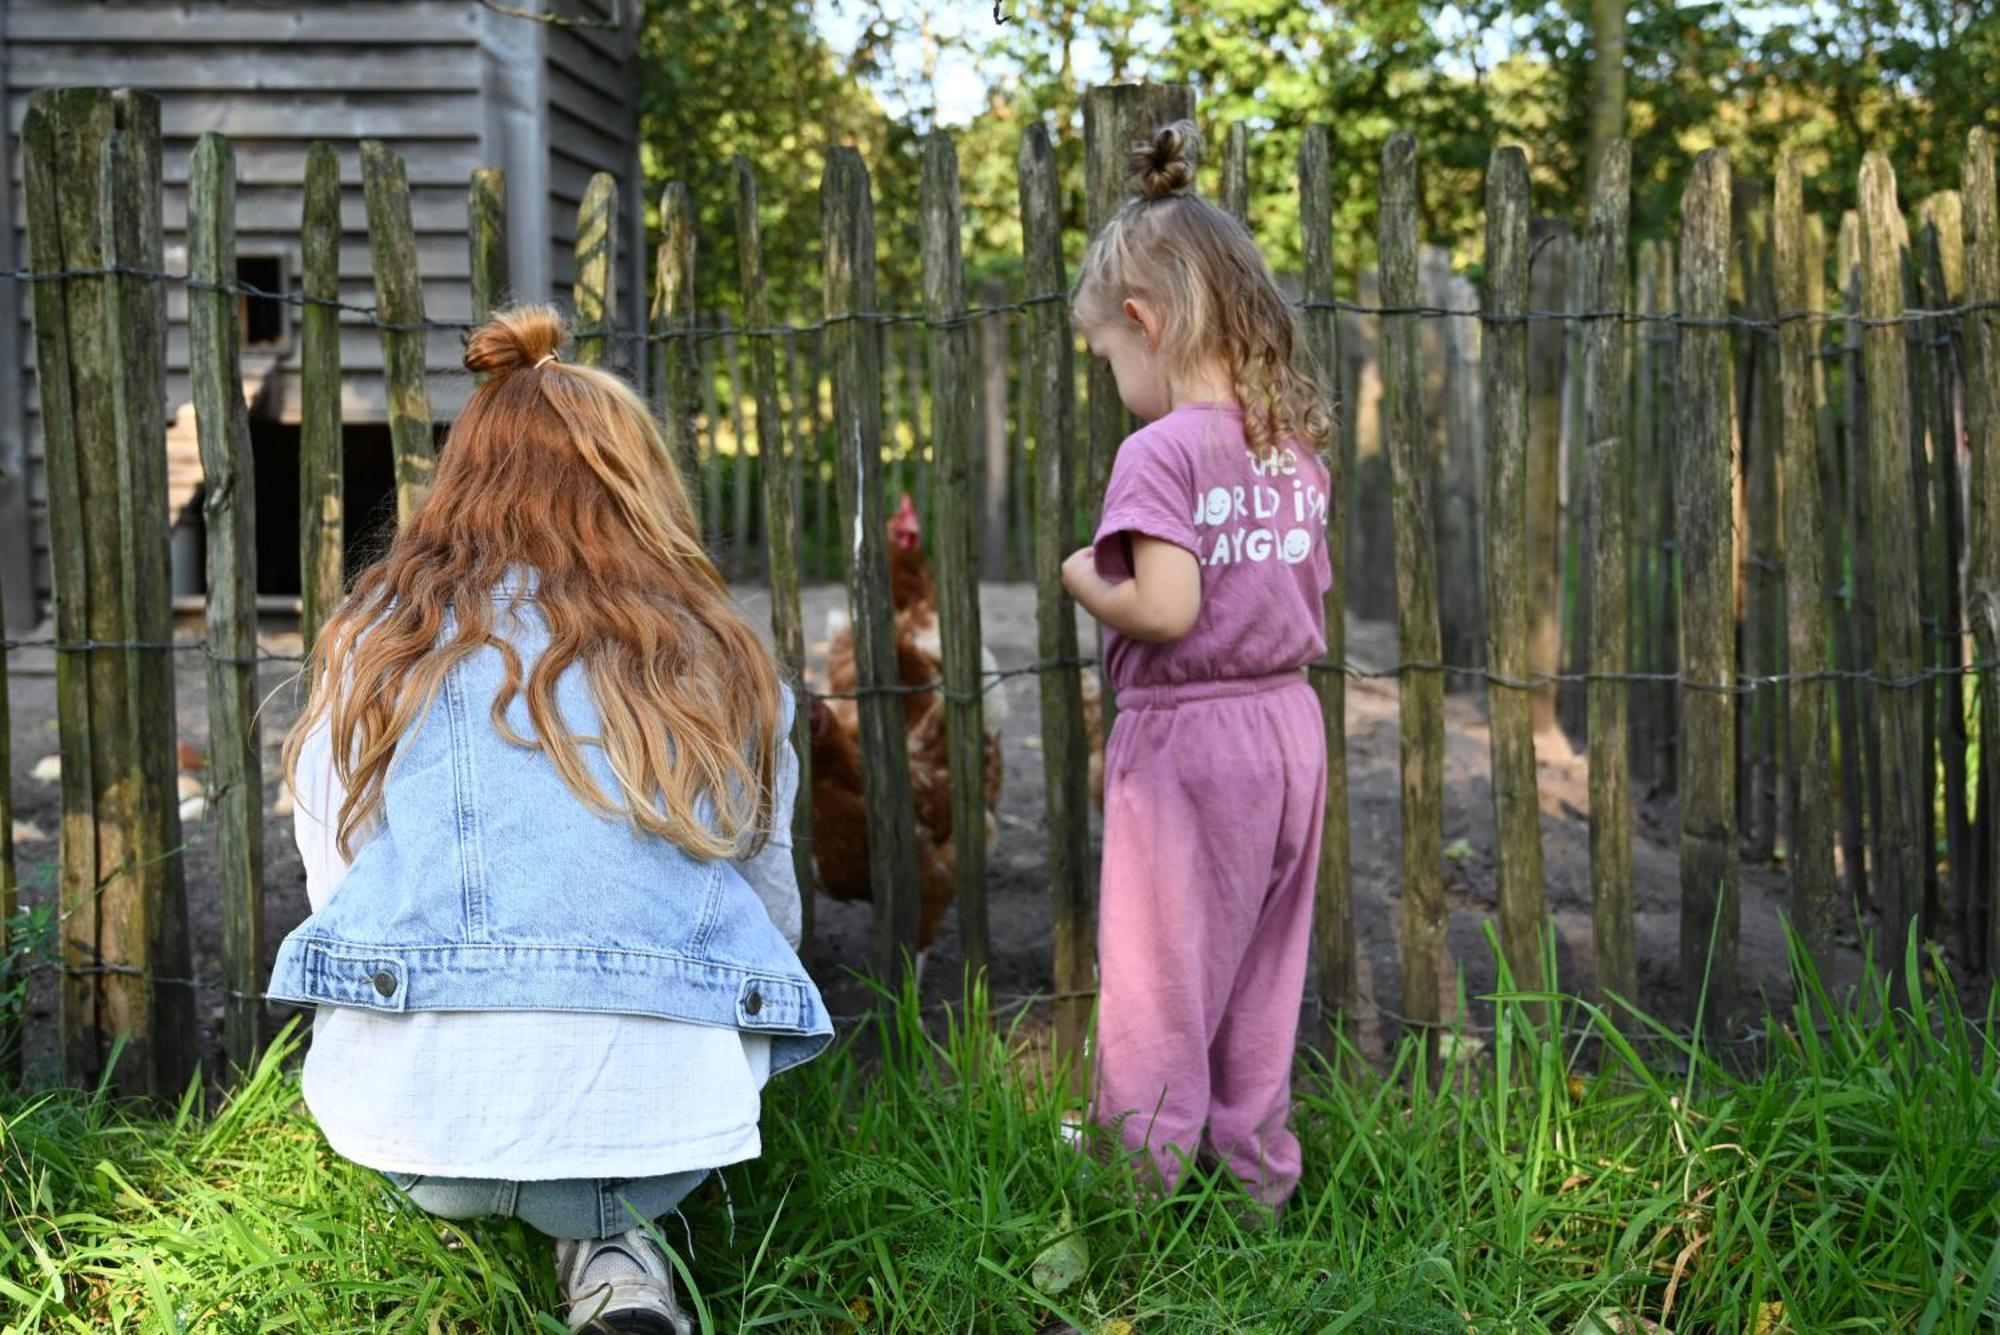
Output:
[106, 108, 196, 1097]
[1221, 120, 1249, 224]
[823, 147, 922, 984]
[1637, 240, 1679, 790]
[1381, 131, 1446, 1040]
[1775, 152, 1838, 981]
[921, 132, 991, 984]
[1430, 248, 1485, 683]
[188, 133, 266, 1074]
[1559, 246, 1591, 745]
[1963, 129, 2000, 966]
[652, 183, 701, 498]
[1676, 148, 1740, 1028]
[1482, 146, 1548, 1013]
[733, 157, 814, 960]
[1737, 191, 1785, 866]
[1526, 222, 1570, 733]
[1839, 211, 1885, 917]
[573, 172, 617, 367]
[299, 143, 343, 651]
[1585, 139, 1633, 1009]
[1811, 214, 1868, 926]
[469, 166, 509, 322]
[1020, 122, 1094, 1077]
[361, 140, 435, 524]
[21, 90, 102, 1083]
[0, 576, 16, 1080]
[1300, 125, 1354, 1036]
[25, 88, 195, 1095]
[1916, 194, 1971, 958]
[1860, 153, 1927, 971]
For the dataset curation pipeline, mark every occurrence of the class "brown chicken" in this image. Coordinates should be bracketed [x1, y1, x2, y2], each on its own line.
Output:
[808, 495, 1006, 950]
[1080, 669, 1106, 809]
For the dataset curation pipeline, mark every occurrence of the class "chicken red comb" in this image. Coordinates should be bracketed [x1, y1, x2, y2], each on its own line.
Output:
[888, 493, 922, 549]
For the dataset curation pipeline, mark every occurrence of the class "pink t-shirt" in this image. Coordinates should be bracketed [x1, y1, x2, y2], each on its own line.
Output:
[1090, 401, 1333, 693]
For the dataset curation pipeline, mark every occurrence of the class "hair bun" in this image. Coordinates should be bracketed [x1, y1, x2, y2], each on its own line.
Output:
[1129, 120, 1199, 202]
[464, 303, 567, 376]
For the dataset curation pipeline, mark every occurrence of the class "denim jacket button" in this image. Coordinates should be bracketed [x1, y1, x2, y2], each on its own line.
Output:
[372, 970, 397, 998]
[744, 989, 763, 1017]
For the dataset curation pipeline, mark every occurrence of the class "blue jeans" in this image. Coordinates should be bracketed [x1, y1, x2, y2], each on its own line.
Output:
[384, 1170, 708, 1239]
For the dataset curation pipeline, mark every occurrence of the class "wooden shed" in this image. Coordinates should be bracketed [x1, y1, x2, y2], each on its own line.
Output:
[0, 0, 646, 630]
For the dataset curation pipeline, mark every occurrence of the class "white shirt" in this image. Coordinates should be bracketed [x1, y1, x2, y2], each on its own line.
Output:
[292, 720, 802, 1182]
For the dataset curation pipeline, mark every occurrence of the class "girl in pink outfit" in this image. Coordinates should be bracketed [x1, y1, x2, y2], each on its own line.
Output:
[1060, 120, 1334, 1213]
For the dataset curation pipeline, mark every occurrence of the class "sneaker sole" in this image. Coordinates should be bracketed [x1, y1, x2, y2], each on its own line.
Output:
[583, 1315, 685, 1335]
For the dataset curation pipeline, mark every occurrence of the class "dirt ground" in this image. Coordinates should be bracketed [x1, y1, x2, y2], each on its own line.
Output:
[6, 582, 1860, 1078]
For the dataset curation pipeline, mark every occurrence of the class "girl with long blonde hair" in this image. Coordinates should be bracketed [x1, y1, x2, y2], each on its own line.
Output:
[1060, 122, 1334, 1219]
[269, 306, 827, 1334]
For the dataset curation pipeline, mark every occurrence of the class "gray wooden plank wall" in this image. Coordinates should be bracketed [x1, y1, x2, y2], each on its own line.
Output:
[3, 0, 641, 618]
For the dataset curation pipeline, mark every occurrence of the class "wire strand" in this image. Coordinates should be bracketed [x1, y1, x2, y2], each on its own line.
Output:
[10, 264, 1991, 345]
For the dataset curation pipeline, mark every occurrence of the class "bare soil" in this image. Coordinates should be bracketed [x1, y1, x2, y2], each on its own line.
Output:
[6, 582, 1859, 1078]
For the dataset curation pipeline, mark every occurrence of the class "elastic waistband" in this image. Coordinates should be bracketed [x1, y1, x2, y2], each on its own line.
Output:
[1115, 669, 1309, 711]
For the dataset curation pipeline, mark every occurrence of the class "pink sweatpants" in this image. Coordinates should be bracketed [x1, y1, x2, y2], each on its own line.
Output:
[1091, 672, 1326, 1208]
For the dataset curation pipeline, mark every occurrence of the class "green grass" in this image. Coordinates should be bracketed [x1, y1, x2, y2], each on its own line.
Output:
[4, 936, 1999, 1334]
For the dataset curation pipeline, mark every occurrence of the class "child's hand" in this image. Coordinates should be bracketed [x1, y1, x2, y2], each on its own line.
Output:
[1061, 547, 1099, 601]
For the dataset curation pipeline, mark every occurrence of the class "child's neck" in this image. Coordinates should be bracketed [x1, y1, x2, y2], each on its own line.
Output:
[1168, 359, 1235, 409]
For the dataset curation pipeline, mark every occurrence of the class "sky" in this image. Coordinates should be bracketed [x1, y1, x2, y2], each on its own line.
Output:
[810, 2, 1831, 129]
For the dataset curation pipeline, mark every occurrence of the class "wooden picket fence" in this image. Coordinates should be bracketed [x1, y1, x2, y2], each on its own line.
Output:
[3, 82, 1997, 1097]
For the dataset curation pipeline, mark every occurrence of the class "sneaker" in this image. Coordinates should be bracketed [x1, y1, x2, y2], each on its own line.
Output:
[555, 1226, 695, 1335]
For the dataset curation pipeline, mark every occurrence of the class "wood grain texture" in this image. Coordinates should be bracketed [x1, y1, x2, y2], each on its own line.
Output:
[572, 171, 616, 366]
[921, 132, 991, 982]
[1860, 153, 1927, 971]
[299, 142, 344, 651]
[651, 182, 701, 502]
[1839, 211, 1885, 920]
[822, 146, 922, 983]
[1381, 131, 1446, 1037]
[1962, 130, 2000, 966]
[1525, 223, 1569, 733]
[1221, 120, 1249, 223]
[733, 156, 815, 961]
[1774, 152, 1837, 981]
[22, 90, 104, 1082]
[468, 166, 508, 323]
[1299, 124, 1354, 1036]
[188, 132, 265, 1074]
[1675, 149, 1740, 1028]
[1482, 146, 1548, 1013]
[1019, 122, 1093, 1076]
[0, 543, 15, 1079]
[1915, 193, 1972, 959]
[103, 96, 195, 1097]
[1584, 139, 1633, 1010]
[361, 139, 435, 523]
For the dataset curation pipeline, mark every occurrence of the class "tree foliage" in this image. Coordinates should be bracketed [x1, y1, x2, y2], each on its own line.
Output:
[638, 1, 2000, 310]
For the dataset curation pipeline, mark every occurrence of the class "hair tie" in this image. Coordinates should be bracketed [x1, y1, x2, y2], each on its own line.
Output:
[534, 351, 560, 368]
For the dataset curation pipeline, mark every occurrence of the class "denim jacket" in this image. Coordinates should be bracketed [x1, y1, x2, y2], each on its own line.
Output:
[266, 587, 832, 1075]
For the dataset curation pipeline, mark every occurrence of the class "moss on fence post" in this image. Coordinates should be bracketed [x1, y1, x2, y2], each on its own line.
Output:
[188, 133, 265, 1075]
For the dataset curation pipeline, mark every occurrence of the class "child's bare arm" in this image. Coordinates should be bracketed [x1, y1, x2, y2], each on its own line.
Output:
[1062, 536, 1202, 644]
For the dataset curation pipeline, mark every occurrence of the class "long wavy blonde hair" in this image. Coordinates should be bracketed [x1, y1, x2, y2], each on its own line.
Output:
[1073, 120, 1333, 462]
[283, 305, 782, 863]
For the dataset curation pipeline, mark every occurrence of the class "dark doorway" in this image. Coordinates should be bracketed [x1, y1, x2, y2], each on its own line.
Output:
[237, 421, 402, 599]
